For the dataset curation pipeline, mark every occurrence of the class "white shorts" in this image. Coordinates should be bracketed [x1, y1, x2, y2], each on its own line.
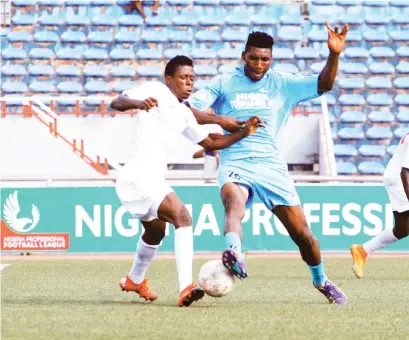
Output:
[385, 184, 409, 213]
[116, 178, 173, 222]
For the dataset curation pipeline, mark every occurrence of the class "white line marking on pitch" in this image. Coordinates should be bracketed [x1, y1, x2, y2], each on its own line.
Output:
[0, 264, 10, 272]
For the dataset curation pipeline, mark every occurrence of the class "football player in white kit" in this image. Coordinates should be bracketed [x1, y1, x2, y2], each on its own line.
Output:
[110, 56, 264, 306]
[350, 131, 409, 278]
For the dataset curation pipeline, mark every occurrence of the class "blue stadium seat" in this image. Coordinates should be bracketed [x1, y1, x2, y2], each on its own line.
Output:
[366, 77, 392, 89]
[217, 48, 242, 59]
[38, 8, 64, 26]
[251, 12, 279, 26]
[338, 127, 365, 140]
[115, 29, 140, 43]
[339, 94, 365, 106]
[396, 46, 409, 58]
[245, 0, 270, 4]
[193, 0, 218, 4]
[110, 65, 136, 78]
[195, 30, 221, 42]
[272, 63, 299, 73]
[195, 65, 218, 76]
[279, 12, 303, 26]
[56, 47, 82, 60]
[220, 0, 242, 4]
[338, 78, 364, 90]
[396, 61, 409, 74]
[369, 62, 395, 74]
[12, 0, 36, 5]
[391, 13, 409, 25]
[34, 30, 59, 43]
[226, 11, 251, 26]
[137, 49, 163, 60]
[307, 29, 327, 42]
[390, 30, 409, 41]
[366, 126, 393, 139]
[222, 28, 249, 42]
[345, 29, 363, 42]
[7, 31, 31, 43]
[219, 64, 237, 74]
[336, 162, 358, 175]
[137, 66, 162, 77]
[83, 65, 109, 77]
[56, 65, 81, 77]
[1, 64, 27, 76]
[390, 0, 409, 6]
[110, 48, 135, 60]
[112, 80, 137, 93]
[367, 93, 393, 106]
[397, 110, 409, 123]
[394, 126, 409, 139]
[168, 29, 194, 42]
[368, 110, 395, 123]
[387, 144, 398, 156]
[61, 31, 87, 43]
[65, 8, 91, 26]
[272, 48, 294, 60]
[277, 27, 303, 41]
[191, 48, 217, 60]
[2, 81, 28, 93]
[88, 31, 114, 43]
[118, 15, 144, 26]
[29, 48, 55, 60]
[172, 13, 199, 27]
[341, 62, 368, 74]
[364, 14, 390, 26]
[359, 145, 386, 157]
[344, 47, 369, 59]
[358, 161, 385, 175]
[65, 0, 90, 5]
[141, 29, 169, 43]
[312, 0, 334, 4]
[84, 48, 109, 60]
[369, 46, 395, 59]
[145, 11, 174, 27]
[340, 111, 366, 123]
[294, 47, 319, 59]
[363, 0, 387, 6]
[12, 12, 35, 25]
[2, 47, 27, 60]
[57, 81, 83, 93]
[339, 12, 364, 25]
[333, 144, 358, 157]
[28, 64, 55, 76]
[29, 81, 56, 93]
[311, 94, 336, 105]
[395, 94, 409, 105]
[84, 80, 111, 93]
[90, 0, 115, 5]
[91, 14, 117, 27]
[394, 77, 409, 89]
[336, 0, 360, 5]
[164, 48, 191, 59]
[310, 61, 326, 74]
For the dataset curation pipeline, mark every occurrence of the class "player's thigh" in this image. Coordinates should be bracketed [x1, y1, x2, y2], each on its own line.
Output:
[157, 192, 192, 227]
[273, 205, 311, 238]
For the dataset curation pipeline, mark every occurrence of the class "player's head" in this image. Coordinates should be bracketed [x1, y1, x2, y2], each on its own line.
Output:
[165, 55, 195, 102]
[242, 31, 274, 81]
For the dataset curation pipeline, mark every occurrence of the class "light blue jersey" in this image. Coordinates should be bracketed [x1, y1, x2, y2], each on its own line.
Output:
[188, 65, 322, 209]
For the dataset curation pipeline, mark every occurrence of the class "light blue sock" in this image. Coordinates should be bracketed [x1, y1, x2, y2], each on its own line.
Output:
[308, 260, 328, 286]
[225, 232, 244, 261]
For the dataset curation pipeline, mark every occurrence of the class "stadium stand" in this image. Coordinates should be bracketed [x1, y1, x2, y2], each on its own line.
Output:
[1, 0, 409, 176]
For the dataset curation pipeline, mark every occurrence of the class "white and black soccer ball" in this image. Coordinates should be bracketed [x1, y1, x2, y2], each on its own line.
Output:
[198, 260, 235, 297]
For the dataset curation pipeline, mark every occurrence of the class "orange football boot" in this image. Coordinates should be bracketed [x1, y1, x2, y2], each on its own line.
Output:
[177, 283, 205, 307]
[350, 244, 368, 279]
[120, 276, 158, 301]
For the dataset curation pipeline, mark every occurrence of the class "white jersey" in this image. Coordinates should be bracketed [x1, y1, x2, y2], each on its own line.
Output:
[384, 131, 409, 186]
[117, 81, 208, 183]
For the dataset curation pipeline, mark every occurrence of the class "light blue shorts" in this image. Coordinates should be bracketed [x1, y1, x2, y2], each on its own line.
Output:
[217, 157, 300, 210]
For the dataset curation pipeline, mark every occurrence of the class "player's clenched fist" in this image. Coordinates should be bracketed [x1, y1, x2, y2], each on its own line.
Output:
[244, 116, 266, 136]
[135, 97, 158, 111]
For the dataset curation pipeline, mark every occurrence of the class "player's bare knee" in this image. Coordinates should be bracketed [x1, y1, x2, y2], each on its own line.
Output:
[293, 228, 316, 248]
[172, 207, 192, 229]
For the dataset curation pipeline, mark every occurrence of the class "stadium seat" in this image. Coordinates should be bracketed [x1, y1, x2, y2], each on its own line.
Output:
[65, 10, 91, 26]
[7, 31, 31, 43]
[272, 63, 299, 73]
[338, 94, 365, 106]
[34, 30, 59, 43]
[340, 111, 366, 123]
[368, 62, 395, 74]
[250, 12, 279, 26]
[118, 14, 144, 27]
[195, 30, 221, 42]
[195, 64, 218, 76]
[91, 14, 118, 27]
[90, 0, 116, 5]
[57, 81, 83, 93]
[390, 0, 409, 6]
[396, 61, 409, 74]
[193, 0, 218, 4]
[12, 0, 36, 6]
[390, 30, 409, 41]
[364, 15, 389, 26]
[394, 126, 409, 139]
[279, 12, 303, 26]
[110, 65, 136, 78]
[28, 64, 55, 76]
[395, 94, 409, 105]
[336, 161, 358, 175]
[168, 29, 194, 43]
[88, 31, 114, 44]
[191, 48, 217, 60]
[141, 29, 168, 43]
[137, 66, 162, 77]
[61, 31, 87, 43]
[83, 48, 109, 60]
[294, 47, 319, 59]
[338, 78, 365, 90]
[29, 48, 55, 60]
[396, 46, 409, 58]
[344, 47, 369, 59]
[164, 48, 191, 59]
[2, 81, 28, 93]
[336, 0, 361, 5]
[358, 161, 385, 175]
[369, 46, 395, 59]
[339, 13, 364, 25]
[83, 65, 109, 77]
[137, 49, 163, 60]
[226, 11, 252, 26]
[311, 94, 336, 106]
[277, 27, 303, 41]
[333, 144, 358, 157]
[84, 80, 111, 93]
[366, 77, 392, 89]
[222, 28, 249, 42]
[38, 8, 64, 26]
[363, 0, 387, 6]
[65, 0, 90, 5]
[29, 80, 56, 93]
[219, 64, 237, 74]
[367, 93, 393, 106]
[393, 77, 409, 89]
[56, 47, 82, 60]
[198, 14, 225, 27]
[391, 13, 409, 25]
[397, 110, 409, 123]
[387, 144, 398, 156]
[56, 65, 81, 77]
[341, 62, 368, 74]
[110, 48, 135, 61]
[312, 0, 334, 4]
[112, 80, 137, 93]
[172, 13, 199, 27]
[358, 145, 386, 157]
[217, 48, 242, 59]
[310, 61, 326, 74]
[344, 29, 363, 42]
[307, 29, 328, 42]
[272, 48, 294, 60]
[115, 30, 140, 44]
[12, 12, 35, 25]
[1, 64, 27, 76]
[366, 126, 393, 139]
[368, 110, 395, 123]
[2, 47, 27, 60]
[338, 127, 365, 140]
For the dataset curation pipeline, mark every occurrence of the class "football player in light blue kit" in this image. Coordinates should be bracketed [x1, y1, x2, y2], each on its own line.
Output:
[187, 24, 348, 304]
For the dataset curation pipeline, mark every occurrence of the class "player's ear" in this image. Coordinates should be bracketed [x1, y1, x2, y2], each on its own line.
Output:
[241, 51, 246, 62]
[165, 74, 172, 86]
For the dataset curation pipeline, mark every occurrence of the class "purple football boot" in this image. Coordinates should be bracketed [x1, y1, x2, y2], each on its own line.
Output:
[314, 279, 347, 305]
[222, 248, 248, 279]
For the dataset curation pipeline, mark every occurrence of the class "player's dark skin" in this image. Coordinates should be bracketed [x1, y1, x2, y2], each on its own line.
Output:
[394, 167, 409, 239]
[110, 64, 264, 245]
[193, 23, 348, 267]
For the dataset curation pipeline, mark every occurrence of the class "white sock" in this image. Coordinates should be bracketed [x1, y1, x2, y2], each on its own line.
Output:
[128, 237, 159, 284]
[174, 226, 193, 293]
[363, 228, 399, 255]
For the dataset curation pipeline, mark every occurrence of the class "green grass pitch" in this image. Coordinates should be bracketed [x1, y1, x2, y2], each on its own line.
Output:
[1, 258, 408, 340]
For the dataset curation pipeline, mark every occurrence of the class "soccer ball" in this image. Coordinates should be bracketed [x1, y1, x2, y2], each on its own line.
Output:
[198, 260, 235, 297]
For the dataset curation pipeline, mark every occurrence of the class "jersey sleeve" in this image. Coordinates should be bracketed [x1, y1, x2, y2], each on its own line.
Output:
[186, 76, 222, 111]
[403, 133, 409, 169]
[182, 107, 209, 144]
[281, 73, 322, 105]
[122, 81, 158, 100]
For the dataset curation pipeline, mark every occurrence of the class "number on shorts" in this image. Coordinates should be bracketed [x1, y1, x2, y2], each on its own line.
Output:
[229, 172, 242, 181]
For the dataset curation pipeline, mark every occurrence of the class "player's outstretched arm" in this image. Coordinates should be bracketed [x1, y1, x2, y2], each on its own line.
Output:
[318, 22, 348, 93]
[401, 167, 409, 201]
[198, 116, 264, 151]
[110, 95, 158, 112]
[189, 106, 246, 133]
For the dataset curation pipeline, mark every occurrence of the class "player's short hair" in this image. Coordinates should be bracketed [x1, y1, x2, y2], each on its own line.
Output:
[245, 31, 274, 51]
[165, 55, 193, 77]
